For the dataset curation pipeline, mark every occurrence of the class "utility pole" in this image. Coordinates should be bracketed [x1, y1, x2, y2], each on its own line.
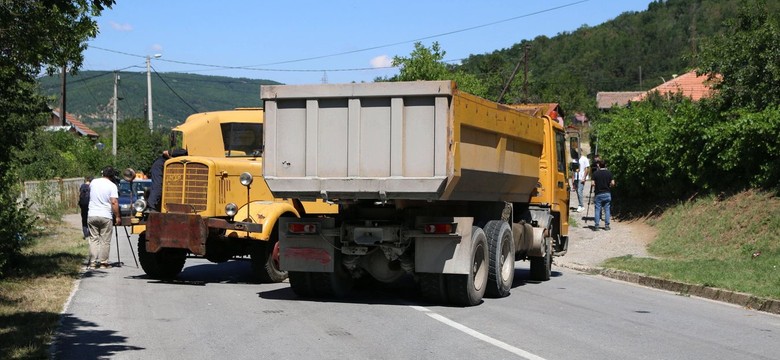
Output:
[60, 65, 67, 125]
[523, 43, 530, 103]
[146, 55, 153, 132]
[146, 53, 162, 132]
[113, 71, 119, 162]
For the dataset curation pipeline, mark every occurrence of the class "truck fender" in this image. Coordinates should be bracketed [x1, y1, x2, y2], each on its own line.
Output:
[227, 201, 300, 241]
[512, 222, 535, 253]
[527, 210, 553, 257]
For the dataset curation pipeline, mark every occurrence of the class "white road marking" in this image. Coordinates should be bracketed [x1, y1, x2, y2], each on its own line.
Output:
[409, 305, 547, 360]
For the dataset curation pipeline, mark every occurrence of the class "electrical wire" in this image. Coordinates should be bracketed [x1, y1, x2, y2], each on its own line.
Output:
[151, 65, 199, 113]
[87, 1, 589, 73]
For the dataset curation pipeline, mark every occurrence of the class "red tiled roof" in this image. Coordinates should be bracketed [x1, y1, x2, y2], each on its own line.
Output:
[632, 70, 718, 102]
[53, 109, 99, 137]
[596, 91, 644, 109]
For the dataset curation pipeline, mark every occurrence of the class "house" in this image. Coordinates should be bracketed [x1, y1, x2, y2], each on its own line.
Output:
[47, 109, 99, 139]
[596, 91, 644, 110]
[596, 70, 718, 110]
[631, 70, 717, 102]
[508, 103, 565, 126]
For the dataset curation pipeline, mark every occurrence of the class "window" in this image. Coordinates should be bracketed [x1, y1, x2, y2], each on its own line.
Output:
[221, 123, 263, 157]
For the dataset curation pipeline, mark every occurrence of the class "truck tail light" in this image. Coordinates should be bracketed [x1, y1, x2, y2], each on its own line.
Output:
[423, 223, 456, 234]
[288, 222, 319, 234]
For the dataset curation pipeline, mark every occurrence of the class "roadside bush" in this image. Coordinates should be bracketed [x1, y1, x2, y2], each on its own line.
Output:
[597, 98, 780, 201]
[0, 176, 36, 278]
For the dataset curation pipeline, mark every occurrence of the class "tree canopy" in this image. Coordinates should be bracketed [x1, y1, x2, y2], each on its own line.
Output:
[0, 0, 114, 275]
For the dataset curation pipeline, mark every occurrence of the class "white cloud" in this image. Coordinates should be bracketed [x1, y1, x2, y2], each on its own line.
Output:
[370, 55, 393, 68]
[151, 44, 164, 52]
[109, 21, 133, 32]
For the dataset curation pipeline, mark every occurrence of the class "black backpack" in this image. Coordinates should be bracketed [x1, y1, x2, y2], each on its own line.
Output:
[78, 184, 90, 207]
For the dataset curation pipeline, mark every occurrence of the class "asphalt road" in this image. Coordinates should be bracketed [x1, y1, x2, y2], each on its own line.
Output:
[53, 229, 780, 360]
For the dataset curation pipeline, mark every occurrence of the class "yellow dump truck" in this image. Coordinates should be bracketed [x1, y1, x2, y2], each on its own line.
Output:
[261, 81, 570, 306]
[131, 108, 336, 281]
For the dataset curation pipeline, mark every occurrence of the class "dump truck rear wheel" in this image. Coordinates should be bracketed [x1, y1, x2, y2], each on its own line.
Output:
[137, 232, 186, 280]
[529, 236, 552, 281]
[484, 220, 515, 298]
[289, 271, 315, 297]
[446, 226, 488, 306]
[311, 261, 354, 298]
[419, 273, 448, 304]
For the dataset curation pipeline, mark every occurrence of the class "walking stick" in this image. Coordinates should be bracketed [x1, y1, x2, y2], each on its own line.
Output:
[585, 181, 594, 224]
[122, 225, 139, 267]
[114, 224, 122, 266]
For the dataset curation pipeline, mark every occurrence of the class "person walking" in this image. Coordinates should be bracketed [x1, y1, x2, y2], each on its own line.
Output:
[575, 151, 590, 212]
[87, 166, 121, 268]
[592, 160, 615, 231]
[78, 176, 92, 239]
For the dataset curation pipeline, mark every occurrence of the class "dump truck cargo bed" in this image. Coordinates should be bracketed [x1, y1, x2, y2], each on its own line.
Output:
[261, 81, 545, 202]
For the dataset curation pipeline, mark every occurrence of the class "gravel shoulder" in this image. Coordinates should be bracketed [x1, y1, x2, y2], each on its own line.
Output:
[555, 179, 655, 269]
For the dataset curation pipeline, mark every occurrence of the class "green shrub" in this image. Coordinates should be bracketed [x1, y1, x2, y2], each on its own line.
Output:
[0, 177, 36, 278]
[598, 98, 780, 201]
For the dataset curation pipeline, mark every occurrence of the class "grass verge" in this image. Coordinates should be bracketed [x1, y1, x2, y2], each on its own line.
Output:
[0, 216, 87, 359]
[603, 189, 780, 300]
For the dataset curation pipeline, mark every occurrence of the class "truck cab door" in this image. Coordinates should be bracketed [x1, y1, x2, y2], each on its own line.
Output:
[554, 129, 570, 238]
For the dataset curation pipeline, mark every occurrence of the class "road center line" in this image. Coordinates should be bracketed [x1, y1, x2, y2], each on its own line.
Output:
[409, 305, 547, 360]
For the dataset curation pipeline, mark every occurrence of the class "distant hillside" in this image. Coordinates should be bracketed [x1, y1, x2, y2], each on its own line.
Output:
[457, 0, 779, 117]
[38, 71, 280, 130]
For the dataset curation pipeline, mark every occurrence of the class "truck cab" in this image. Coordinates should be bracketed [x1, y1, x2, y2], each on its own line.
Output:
[131, 108, 337, 282]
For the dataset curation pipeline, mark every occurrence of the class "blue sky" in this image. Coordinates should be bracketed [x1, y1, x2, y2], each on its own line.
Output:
[82, 0, 655, 85]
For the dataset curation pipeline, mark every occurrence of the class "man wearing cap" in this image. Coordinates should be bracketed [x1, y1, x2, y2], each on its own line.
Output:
[87, 166, 121, 269]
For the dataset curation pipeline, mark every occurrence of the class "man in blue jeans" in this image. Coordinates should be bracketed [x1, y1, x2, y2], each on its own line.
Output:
[592, 160, 615, 231]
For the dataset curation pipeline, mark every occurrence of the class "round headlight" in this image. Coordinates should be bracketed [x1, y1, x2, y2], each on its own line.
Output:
[225, 203, 238, 217]
[239, 172, 253, 186]
[133, 199, 147, 213]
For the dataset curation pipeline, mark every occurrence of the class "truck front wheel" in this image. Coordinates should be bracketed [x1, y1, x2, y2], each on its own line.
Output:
[137, 232, 187, 280]
[250, 240, 288, 283]
[484, 220, 515, 298]
[446, 226, 488, 306]
[529, 235, 552, 281]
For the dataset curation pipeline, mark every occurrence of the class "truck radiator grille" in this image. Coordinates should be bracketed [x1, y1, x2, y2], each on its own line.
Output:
[163, 162, 209, 212]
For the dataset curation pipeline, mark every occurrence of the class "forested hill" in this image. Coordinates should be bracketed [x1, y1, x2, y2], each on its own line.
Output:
[38, 71, 280, 130]
[457, 0, 779, 118]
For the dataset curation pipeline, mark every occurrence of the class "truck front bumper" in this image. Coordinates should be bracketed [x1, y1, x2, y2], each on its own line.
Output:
[145, 212, 262, 255]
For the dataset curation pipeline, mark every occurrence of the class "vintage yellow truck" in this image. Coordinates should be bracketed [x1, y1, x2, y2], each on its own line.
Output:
[131, 108, 336, 281]
[261, 81, 571, 306]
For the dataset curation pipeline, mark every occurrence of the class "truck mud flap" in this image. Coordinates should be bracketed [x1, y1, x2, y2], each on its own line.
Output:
[278, 217, 336, 272]
[415, 217, 474, 274]
[146, 212, 207, 255]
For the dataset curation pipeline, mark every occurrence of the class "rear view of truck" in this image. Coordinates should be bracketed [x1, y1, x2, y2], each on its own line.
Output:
[261, 81, 569, 306]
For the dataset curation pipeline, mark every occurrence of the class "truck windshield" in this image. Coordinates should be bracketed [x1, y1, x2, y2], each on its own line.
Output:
[222, 123, 263, 157]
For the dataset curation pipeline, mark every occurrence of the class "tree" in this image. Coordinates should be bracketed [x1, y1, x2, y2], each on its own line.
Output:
[696, 0, 780, 110]
[390, 42, 488, 97]
[0, 0, 115, 276]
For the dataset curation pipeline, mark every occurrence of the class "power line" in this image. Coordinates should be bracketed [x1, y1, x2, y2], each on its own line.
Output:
[247, 0, 590, 67]
[151, 65, 199, 113]
[87, 1, 589, 73]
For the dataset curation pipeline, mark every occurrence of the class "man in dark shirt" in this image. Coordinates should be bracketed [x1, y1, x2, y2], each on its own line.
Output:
[147, 148, 187, 212]
[592, 160, 615, 231]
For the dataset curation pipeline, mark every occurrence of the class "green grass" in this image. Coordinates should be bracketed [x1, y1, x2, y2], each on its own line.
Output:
[0, 216, 87, 359]
[603, 190, 780, 300]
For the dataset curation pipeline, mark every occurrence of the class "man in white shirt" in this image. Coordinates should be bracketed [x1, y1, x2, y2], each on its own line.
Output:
[575, 152, 590, 212]
[87, 166, 121, 269]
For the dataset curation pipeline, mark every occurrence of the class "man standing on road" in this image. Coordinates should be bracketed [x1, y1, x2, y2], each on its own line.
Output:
[592, 160, 615, 231]
[575, 151, 590, 212]
[87, 166, 121, 268]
